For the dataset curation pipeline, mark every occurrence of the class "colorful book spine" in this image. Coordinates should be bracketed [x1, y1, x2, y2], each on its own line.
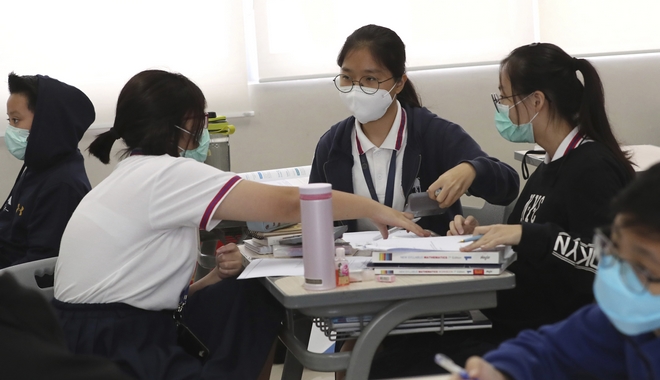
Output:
[370, 266, 506, 275]
[372, 250, 504, 264]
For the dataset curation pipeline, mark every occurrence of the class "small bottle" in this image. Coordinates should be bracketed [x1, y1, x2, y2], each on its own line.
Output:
[300, 184, 336, 291]
[335, 247, 350, 287]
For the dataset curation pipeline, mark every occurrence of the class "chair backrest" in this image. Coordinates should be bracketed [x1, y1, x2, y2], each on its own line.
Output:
[0, 257, 57, 300]
[462, 198, 517, 226]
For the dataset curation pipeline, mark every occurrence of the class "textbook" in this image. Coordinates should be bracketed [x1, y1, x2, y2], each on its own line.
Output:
[368, 251, 516, 275]
[371, 246, 512, 265]
[244, 239, 272, 255]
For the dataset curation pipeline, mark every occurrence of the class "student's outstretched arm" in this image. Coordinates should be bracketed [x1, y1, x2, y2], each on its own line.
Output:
[214, 180, 429, 239]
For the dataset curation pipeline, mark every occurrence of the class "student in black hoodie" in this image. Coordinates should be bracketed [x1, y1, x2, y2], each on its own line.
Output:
[0, 73, 94, 268]
[367, 43, 636, 379]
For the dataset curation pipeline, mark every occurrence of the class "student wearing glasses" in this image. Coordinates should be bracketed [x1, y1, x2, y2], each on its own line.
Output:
[452, 162, 660, 380]
[310, 24, 519, 235]
[368, 43, 636, 379]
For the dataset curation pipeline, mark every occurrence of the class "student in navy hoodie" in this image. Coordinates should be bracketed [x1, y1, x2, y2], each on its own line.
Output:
[452, 162, 660, 380]
[0, 73, 94, 268]
[310, 24, 519, 235]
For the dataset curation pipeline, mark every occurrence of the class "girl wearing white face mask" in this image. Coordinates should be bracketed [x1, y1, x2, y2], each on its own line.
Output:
[310, 24, 520, 236]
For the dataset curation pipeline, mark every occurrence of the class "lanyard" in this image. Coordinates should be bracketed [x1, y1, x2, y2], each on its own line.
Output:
[356, 109, 406, 208]
[564, 133, 584, 156]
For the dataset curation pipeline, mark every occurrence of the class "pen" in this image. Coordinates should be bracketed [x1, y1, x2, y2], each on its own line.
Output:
[434, 353, 470, 379]
[459, 234, 484, 243]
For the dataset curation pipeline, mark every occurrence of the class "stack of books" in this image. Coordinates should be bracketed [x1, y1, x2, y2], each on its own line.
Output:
[243, 224, 303, 255]
[365, 236, 516, 276]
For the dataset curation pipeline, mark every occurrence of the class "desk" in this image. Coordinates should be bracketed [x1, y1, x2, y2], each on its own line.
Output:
[514, 144, 660, 172]
[240, 246, 515, 380]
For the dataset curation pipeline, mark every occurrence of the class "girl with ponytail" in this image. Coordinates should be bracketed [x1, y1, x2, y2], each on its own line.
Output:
[431, 43, 636, 377]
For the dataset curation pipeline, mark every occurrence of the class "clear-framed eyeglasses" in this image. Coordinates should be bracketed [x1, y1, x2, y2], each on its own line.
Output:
[595, 227, 660, 294]
[334, 74, 394, 95]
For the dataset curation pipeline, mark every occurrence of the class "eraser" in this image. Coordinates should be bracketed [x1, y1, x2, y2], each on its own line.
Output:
[376, 274, 396, 283]
[362, 268, 375, 282]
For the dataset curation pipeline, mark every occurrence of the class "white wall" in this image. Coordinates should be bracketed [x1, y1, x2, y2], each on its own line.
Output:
[0, 52, 658, 197]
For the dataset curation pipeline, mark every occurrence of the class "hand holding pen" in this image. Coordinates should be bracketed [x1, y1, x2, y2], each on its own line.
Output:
[441, 355, 511, 380]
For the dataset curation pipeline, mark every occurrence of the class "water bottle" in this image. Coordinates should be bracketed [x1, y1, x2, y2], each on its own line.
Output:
[300, 183, 336, 291]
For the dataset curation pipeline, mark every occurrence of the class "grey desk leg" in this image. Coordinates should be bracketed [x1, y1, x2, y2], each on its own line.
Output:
[345, 292, 494, 380]
[281, 310, 312, 380]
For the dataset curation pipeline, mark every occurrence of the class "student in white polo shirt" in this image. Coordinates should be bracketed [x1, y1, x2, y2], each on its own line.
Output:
[52, 69, 427, 380]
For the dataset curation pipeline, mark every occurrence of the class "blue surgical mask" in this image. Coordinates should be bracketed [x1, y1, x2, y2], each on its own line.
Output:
[4, 124, 30, 160]
[594, 257, 660, 335]
[494, 95, 537, 143]
[176, 126, 210, 163]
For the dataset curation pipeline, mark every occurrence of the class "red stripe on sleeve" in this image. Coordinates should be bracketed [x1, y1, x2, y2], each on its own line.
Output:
[200, 175, 242, 230]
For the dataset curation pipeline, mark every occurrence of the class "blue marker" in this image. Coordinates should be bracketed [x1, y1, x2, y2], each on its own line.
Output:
[434, 353, 470, 379]
[459, 234, 484, 243]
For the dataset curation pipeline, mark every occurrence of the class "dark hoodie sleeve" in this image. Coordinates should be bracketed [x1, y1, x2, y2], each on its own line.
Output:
[15, 181, 86, 266]
[433, 120, 520, 206]
[484, 304, 628, 380]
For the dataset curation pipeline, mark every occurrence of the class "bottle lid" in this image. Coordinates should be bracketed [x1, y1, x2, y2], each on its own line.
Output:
[299, 183, 332, 196]
[335, 247, 345, 258]
[362, 268, 375, 282]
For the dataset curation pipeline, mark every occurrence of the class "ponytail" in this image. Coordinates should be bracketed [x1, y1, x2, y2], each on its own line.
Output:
[575, 59, 635, 177]
[398, 79, 422, 108]
[88, 128, 121, 164]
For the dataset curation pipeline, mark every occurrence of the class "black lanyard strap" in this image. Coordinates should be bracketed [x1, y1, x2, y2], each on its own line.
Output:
[359, 150, 398, 207]
[355, 109, 406, 208]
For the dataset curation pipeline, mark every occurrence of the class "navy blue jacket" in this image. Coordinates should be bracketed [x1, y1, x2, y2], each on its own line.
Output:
[0, 76, 94, 268]
[485, 304, 660, 380]
[310, 103, 520, 234]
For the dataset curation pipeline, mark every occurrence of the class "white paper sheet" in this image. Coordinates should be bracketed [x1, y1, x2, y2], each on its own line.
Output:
[365, 235, 489, 252]
[238, 256, 372, 279]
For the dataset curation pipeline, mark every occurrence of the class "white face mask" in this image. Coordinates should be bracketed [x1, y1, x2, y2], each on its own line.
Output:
[338, 83, 397, 124]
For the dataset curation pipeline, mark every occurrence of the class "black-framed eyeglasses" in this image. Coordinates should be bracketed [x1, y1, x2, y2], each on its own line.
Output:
[334, 74, 394, 95]
[595, 226, 660, 294]
[491, 93, 523, 113]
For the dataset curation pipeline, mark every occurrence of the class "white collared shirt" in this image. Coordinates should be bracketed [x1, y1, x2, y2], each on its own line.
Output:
[544, 127, 591, 163]
[351, 101, 407, 231]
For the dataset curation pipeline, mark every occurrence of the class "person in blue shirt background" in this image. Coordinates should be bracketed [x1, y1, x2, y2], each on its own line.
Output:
[452, 162, 660, 380]
[0, 73, 94, 268]
[309, 24, 519, 235]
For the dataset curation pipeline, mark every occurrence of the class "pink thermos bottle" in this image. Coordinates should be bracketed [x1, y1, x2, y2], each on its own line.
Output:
[300, 183, 336, 291]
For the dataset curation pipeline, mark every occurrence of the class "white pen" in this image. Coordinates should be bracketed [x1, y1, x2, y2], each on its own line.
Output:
[434, 353, 470, 379]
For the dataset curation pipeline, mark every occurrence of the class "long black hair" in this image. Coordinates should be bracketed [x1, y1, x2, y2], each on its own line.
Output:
[88, 70, 206, 164]
[502, 43, 634, 176]
[337, 24, 421, 108]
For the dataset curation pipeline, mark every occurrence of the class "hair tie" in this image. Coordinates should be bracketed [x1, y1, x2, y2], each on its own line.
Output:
[108, 128, 121, 140]
[572, 57, 580, 71]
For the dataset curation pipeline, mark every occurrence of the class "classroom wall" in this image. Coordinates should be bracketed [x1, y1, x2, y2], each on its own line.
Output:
[0, 52, 658, 197]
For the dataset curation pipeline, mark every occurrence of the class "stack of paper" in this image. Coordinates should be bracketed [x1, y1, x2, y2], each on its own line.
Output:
[344, 232, 516, 276]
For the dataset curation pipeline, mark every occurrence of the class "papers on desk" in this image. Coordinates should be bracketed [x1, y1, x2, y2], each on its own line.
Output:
[238, 256, 371, 279]
[343, 231, 497, 252]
